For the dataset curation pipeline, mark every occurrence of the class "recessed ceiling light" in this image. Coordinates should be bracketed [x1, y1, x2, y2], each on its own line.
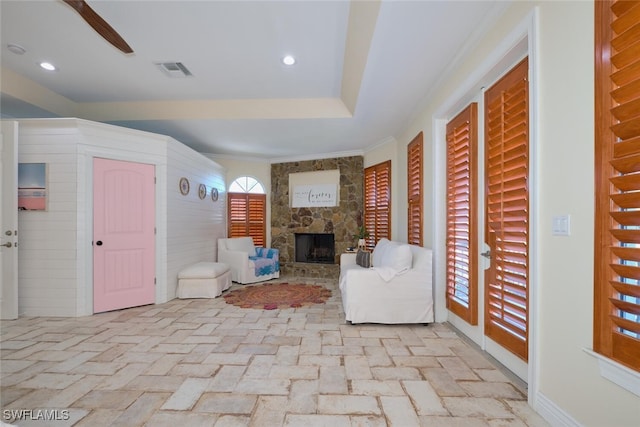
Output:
[39, 62, 56, 71]
[7, 44, 26, 55]
[282, 55, 296, 66]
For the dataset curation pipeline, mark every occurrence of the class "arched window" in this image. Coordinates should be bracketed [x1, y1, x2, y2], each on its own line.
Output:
[229, 176, 265, 194]
[228, 176, 267, 247]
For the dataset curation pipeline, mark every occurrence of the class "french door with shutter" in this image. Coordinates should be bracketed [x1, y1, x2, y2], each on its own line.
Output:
[445, 57, 530, 371]
[484, 58, 530, 361]
[446, 103, 478, 326]
[408, 133, 423, 246]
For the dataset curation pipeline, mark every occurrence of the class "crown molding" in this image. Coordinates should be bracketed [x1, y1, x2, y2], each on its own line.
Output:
[269, 149, 365, 164]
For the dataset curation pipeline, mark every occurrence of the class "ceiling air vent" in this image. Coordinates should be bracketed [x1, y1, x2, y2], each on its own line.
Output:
[154, 62, 193, 78]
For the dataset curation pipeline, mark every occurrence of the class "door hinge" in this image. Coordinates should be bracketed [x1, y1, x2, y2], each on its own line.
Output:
[154, 227, 157, 235]
[154, 277, 157, 285]
[154, 177, 157, 184]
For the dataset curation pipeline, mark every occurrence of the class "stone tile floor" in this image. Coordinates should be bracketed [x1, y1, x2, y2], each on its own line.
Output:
[0, 277, 549, 426]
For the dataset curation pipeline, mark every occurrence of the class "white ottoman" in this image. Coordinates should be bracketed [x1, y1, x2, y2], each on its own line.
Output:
[177, 262, 231, 299]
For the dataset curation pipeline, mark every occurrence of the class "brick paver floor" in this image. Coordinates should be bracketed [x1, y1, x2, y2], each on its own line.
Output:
[0, 277, 549, 426]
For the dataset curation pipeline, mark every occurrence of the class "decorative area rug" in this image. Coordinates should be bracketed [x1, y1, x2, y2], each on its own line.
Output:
[223, 283, 332, 310]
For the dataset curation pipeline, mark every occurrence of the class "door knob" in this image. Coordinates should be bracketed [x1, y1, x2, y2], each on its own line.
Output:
[2, 242, 12, 248]
[5, 230, 12, 236]
[96, 241, 103, 246]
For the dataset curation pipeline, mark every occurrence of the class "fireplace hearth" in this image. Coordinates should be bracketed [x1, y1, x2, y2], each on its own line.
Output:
[295, 233, 335, 264]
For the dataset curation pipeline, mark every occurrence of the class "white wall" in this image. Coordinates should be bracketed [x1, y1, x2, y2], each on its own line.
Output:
[533, 2, 638, 425]
[166, 141, 226, 300]
[393, 1, 640, 426]
[16, 118, 225, 316]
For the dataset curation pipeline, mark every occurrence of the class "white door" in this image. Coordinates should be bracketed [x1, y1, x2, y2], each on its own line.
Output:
[1, 121, 19, 320]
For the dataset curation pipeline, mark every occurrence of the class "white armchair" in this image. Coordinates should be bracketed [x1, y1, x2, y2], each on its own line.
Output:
[218, 237, 280, 284]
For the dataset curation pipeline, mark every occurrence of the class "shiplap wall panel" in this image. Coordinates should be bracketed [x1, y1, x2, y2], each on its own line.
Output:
[18, 128, 80, 316]
[16, 118, 225, 316]
[166, 139, 226, 300]
[76, 120, 168, 313]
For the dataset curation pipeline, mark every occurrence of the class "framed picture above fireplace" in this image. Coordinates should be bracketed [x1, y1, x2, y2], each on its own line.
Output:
[291, 184, 337, 207]
[289, 169, 340, 207]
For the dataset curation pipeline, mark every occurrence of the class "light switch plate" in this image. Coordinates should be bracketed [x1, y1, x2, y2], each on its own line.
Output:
[552, 215, 570, 236]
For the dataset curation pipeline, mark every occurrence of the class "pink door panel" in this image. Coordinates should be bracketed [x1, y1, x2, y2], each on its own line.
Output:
[94, 158, 155, 313]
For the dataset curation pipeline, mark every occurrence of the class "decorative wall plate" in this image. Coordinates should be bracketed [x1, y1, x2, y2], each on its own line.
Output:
[179, 177, 190, 195]
[198, 183, 207, 199]
[211, 187, 219, 201]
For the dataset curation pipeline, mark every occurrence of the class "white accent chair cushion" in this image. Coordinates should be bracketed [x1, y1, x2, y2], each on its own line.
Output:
[379, 240, 412, 274]
[178, 262, 230, 279]
[371, 238, 389, 267]
[177, 262, 231, 299]
[225, 236, 256, 257]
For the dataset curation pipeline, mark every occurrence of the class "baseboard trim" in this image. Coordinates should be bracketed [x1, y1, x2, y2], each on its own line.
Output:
[535, 391, 582, 427]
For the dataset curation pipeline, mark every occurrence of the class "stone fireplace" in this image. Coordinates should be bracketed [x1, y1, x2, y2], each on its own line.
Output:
[271, 156, 364, 278]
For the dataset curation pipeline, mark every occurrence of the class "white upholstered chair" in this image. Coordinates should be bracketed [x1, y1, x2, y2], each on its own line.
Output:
[217, 237, 280, 284]
[339, 239, 434, 324]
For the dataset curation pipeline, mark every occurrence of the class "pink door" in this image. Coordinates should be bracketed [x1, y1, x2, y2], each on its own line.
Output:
[93, 158, 155, 313]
